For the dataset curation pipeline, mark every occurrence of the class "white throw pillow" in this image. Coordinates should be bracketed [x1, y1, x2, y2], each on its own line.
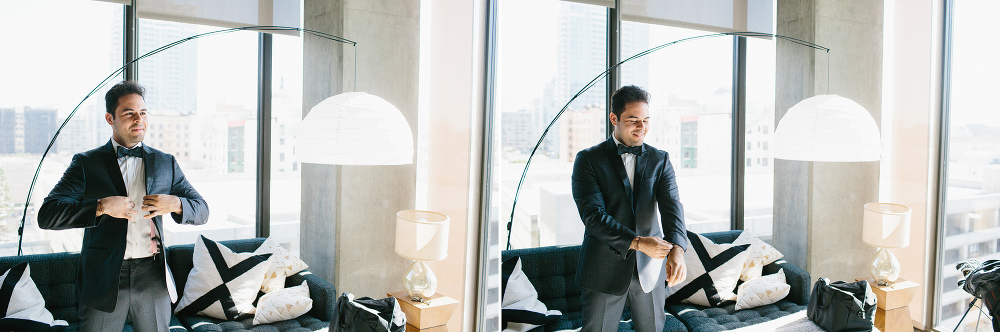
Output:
[501, 257, 561, 332]
[0, 263, 68, 327]
[666, 231, 750, 307]
[175, 236, 273, 321]
[735, 269, 790, 311]
[252, 281, 313, 325]
[254, 238, 309, 294]
[733, 231, 784, 281]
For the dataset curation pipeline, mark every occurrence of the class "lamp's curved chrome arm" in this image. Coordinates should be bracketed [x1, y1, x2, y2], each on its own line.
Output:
[505, 32, 829, 250]
[17, 26, 355, 256]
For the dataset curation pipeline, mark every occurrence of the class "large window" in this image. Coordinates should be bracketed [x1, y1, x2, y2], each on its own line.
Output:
[0, 0, 123, 255]
[496, 0, 607, 249]
[935, 1, 1000, 330]
[494, 0, 777, 249]
[138, 19, 259, 247]
[270, 34, 304, 256]
[622, 23, 733, 234]
[744, 37, 777, 241]
[0, 1, 303, 256]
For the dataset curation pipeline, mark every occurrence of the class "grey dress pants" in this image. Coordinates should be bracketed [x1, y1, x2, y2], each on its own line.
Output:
[581, 269, 666, 332]
[79, 255, 171, 332]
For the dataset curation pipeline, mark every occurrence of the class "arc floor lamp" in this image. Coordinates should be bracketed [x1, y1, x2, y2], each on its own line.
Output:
[505, 31, 883, 249]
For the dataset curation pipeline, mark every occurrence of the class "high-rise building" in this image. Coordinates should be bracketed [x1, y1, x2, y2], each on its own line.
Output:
[61, 104, 110, 154]
[22, 107, 58, 154]
[502, 109, 539, 155]
[136, 20, 198, 115]
[0, 108, 15, 154]
[559, 105, 603, 162]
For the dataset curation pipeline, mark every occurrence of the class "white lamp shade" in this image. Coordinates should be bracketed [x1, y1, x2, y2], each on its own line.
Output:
[773, 95, 881, 162]
[862, 202, 912, 248]
[295, 92, 414, 165]
[394, 210, 449, 262]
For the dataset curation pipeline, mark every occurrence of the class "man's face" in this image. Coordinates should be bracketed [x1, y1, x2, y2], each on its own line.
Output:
[610, 101, 650, 147]
[105, 93, 148, 148]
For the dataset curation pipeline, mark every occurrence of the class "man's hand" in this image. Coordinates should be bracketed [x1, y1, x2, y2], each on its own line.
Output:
[632, 236, 673, 259]
[142, 194, 182, 218]
[96, 196, 136, 219]
[665, 245, 687, 287]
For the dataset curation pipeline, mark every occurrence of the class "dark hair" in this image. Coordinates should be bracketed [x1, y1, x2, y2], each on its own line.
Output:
[611, 85, 650, 117]
[105, 81, 145, 118]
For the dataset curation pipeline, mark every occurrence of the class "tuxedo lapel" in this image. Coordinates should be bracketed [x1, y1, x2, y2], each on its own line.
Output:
[142, 145, 156, 195]
[101, 141, 128, 196]
[633, 144, 649, 210]
[604, 138, 633, 208]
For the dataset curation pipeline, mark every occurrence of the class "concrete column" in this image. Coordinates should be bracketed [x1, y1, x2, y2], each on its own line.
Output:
[302, 0, 420, 298]
[774, 0, 883, 282]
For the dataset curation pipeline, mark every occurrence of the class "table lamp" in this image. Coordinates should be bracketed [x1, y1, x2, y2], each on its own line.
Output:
[862, 202, 912, 286]
[395, 210, 450, 302]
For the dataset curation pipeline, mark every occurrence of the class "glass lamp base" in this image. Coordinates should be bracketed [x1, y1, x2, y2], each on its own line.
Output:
[869, 247, 900, 286]
[403, 260, 438, 302]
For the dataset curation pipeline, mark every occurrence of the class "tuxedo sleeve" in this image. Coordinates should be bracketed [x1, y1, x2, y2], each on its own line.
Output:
[655, 154, 687, 251]
[38, 155, 101, 230]
[167, 155, 209, 225]
[572, 150, 636, 258]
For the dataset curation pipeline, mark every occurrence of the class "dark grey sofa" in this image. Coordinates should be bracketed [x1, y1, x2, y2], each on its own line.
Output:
[501, 230, 810, 332]
[0, 238, 335, 332]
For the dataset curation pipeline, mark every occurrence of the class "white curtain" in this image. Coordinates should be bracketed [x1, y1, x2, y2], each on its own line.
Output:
[562, 0, 774, 35]
[92, 0, 301, 36]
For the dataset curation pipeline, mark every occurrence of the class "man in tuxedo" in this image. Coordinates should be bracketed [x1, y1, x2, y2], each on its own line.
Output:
[571, 85, 687, 332]
[39, 81, 209, 332]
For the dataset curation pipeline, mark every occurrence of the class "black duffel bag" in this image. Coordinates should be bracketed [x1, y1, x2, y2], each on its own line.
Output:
[807, 278, 877, 332]
[331, 293, 406, 332]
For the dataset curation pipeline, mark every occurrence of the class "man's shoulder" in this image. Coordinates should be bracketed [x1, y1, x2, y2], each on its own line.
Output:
[577, 140, 610, 157]
[75, 145, 108, 159]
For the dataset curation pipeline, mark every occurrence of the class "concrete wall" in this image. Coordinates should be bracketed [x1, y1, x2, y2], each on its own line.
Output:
[301, 0, 419, 300]
[774, 0, 883, 283]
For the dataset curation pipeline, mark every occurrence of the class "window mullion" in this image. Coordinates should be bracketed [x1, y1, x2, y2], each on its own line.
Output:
[731, 36, 747, 231]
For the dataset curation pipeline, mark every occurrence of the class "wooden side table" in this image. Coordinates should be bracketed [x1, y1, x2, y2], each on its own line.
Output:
[388, 291, 459, 331]
[867, 279, 920, 332]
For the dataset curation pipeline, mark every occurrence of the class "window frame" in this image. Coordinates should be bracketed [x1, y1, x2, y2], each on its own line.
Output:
[120, 4, 278, 239]
[484, 0, 765, 249]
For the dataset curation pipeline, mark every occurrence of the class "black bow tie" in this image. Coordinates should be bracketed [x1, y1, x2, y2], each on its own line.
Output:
[617, 144, 643, 156]
[117, 146, 144, 159]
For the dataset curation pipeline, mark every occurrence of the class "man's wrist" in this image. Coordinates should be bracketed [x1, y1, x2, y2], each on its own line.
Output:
[630, 236, 640, 250]
[95, 199, 104, 216]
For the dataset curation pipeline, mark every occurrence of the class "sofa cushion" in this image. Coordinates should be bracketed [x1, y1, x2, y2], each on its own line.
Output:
[168, 238, 268, 299]
[732, 232, 783, 281]
[174, 236, 273, 321]
[666, 232, 750, 307]
[179, 313, 328, 332]
[734, 269, 789, 311]
[254, 238, 308, 294]
[253, 281, 312, 325]
[668, 300, 806, 332]
[0, 262, 67, 327]
[0, 252, 79, 323]
[502, 256, 561, 331]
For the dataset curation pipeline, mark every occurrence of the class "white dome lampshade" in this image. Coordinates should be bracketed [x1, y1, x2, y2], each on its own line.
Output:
[862, 202, 911, 249]
[295, 92, 413, 165]
[773, 95, 881, 162]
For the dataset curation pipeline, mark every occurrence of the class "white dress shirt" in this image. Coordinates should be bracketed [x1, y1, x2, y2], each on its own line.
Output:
[612, 134, 636, 187]
[110, 139, 158, 259]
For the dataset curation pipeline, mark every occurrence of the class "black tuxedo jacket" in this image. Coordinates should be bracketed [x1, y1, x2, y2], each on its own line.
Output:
[38, 140, 209, 312]
[571, 137, 687, 295]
